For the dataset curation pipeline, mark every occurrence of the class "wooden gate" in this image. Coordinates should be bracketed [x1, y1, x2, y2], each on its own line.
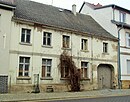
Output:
[97, 65, 112, 89]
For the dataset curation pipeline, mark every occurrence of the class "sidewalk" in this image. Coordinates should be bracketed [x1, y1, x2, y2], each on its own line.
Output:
[0, 89, 130, 102]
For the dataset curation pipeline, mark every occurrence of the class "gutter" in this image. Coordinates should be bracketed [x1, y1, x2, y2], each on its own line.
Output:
[118, 25, 123, 89]
[0, 3, 16, 9]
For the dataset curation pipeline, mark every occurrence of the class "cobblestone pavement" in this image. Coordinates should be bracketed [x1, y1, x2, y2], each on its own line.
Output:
[0, 89, 130, 102]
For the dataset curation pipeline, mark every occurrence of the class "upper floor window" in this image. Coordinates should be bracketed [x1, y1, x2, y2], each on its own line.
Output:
[19, 57, 30, 77]
[81, 62, 88, 79]
[126, 32, 130, 47]
[103, 42, 108, 53]
[63, 35, 70, 48]
[81, 39, 88, 51]
[120, 12, 126, 23]
[42, 59, 52, 78]
[43, 32, 52, 46]
[21, 28, 31, 43]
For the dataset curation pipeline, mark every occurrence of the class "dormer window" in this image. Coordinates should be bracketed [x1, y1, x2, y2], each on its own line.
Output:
[120, 11, 126, 23]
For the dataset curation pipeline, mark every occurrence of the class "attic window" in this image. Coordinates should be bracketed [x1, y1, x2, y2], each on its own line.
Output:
[59, 8, 64, 12]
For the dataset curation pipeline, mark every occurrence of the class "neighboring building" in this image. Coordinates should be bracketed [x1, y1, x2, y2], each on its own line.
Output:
[79, 2, 130, 89]
[0, 1, 16, 93]
[0, 0, 118, 93]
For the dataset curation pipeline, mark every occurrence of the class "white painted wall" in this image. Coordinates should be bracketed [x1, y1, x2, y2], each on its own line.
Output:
[9, 21, 118, 86]
[0, 8, 14, 75]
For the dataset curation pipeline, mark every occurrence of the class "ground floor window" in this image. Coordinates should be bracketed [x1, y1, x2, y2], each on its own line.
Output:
[61, 61, 69, 78]
[42, 59, 52, 77]
[81, 62, 88, 79]
[19, 57, 30, 77]
[127, 60, 130, 74]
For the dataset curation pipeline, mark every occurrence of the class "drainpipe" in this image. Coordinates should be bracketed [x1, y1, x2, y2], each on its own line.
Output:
[118, 25, 123, 89]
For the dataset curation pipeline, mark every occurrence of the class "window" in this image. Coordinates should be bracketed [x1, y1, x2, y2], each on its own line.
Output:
[81, 39, 88, 50]
[63, 35, 70, 48]
[43, 32, 52, 46]
[120, 12, 126, 23]
[103, 42, 108, 53]
[81, 62, 88, 79]
[21, 28, 31, 43]
[126, 32, 130, 47]
[61, 61, 69, 78]
[19, 57, 30, 77]
[127, 60, 130, 74]
[42, 59, 52, 77]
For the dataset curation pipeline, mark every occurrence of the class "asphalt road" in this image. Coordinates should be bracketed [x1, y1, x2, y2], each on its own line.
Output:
[48, 95, 130, 102]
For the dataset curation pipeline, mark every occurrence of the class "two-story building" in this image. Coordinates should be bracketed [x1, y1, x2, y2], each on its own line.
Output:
[0, 0, 118, 93]
[79, 2, 130, 89]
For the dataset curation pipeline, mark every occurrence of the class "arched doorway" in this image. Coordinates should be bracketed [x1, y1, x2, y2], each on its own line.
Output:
[97, 64, 114, 89]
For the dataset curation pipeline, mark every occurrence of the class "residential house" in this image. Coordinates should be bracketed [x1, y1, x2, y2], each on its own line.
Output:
[0, 0, 118, 93]
[79, 2, 130, 89]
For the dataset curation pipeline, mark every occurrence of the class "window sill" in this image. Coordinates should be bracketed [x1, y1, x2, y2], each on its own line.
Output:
[19, 42, 32, 46]
[40, 77, 53, 80]
[17, 77, 31, 80]
[102, 53, 109, 55]
[81, 78, 90, 81]
[60, 78, 69, 80]
[121, 46, 130, 49]
[81, 50, 89, 52]
[42, 45, 53, 48]
[62, 48, 71, 50]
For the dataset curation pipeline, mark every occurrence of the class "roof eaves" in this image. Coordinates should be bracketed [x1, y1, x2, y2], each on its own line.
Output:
[95, 4, 130, 14]
[0, 1, 16, 10]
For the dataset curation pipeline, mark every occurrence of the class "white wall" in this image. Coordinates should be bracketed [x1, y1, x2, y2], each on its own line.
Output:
[9, 21, 118, 85]
[0, 8, 13, 75]
[80, 5, 117, 37]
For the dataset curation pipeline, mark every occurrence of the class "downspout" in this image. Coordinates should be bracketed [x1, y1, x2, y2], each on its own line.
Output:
[118, 25, 123, 89]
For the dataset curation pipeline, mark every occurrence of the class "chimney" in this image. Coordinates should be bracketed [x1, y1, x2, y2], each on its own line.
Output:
[72, 4, 76, 16]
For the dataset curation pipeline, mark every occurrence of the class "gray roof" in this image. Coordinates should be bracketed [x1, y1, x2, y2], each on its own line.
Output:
[13, 0, 117, 40]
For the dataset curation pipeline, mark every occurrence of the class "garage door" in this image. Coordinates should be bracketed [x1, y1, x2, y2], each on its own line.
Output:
[98, 65, 112, 89]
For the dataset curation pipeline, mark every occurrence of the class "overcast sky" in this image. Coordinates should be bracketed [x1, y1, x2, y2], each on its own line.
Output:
[31, 0, 130, 11]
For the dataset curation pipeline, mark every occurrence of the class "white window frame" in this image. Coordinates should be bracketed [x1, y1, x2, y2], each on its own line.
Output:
[21, 28, 31, 43]
[81, 39, 88, 51]
[120, 11, 126, 23]
[63, 35, 70, 48]
[103, 42, 108, 53]
[42, 59, 52, 77]
[19, 56, 30, 77]
[127, 60, 130, 74]
[81, 62, 88, 78]
[126, 32, 130, 47]
[43, 32, 52, 46]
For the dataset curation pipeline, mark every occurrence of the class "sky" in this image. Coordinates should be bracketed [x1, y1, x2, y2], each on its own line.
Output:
[31, 0, 130, 12]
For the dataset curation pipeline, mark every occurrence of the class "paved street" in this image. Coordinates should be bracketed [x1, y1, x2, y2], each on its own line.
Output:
[50, 96, 130, 102]
[1, 89, 130, 102]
